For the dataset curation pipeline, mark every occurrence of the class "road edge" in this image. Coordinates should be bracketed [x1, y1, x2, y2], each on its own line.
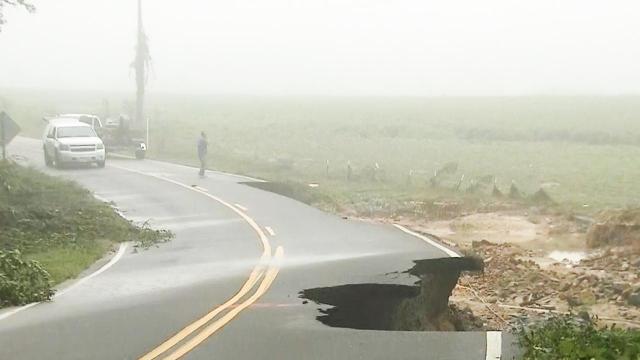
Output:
[0, 242, 129, 321]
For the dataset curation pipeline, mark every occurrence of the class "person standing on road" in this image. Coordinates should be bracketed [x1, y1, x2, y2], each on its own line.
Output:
[197, 131, 208, 176]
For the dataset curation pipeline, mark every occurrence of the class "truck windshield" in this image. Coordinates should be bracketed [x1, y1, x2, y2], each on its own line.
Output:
[56, 126, 96, 138]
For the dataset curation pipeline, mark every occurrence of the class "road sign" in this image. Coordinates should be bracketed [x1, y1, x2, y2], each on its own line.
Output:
[1, 111, 21, 160]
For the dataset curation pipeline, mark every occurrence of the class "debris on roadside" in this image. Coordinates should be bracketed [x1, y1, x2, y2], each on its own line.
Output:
[450, 240, 640, 330]
[586, 208, 640, 248]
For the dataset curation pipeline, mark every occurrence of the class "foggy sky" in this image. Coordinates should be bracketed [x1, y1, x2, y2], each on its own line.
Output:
[0, 0, 639, 96]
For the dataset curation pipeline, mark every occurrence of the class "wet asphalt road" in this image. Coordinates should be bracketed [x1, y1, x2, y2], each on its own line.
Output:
[0, 137, 517, 359]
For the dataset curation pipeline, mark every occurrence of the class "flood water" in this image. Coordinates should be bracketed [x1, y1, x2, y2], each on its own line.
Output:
[547, 250, 587, 264]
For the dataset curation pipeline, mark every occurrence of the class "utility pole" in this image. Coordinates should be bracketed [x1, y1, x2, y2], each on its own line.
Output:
[133, 0, 151, 128]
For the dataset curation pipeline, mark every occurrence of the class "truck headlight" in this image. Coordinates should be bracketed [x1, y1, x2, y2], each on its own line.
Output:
[96, 143, 104, 150]
[59, 144, 70, 151]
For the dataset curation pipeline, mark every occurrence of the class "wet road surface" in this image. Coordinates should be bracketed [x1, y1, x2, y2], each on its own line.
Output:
[0, 137, 517, 359]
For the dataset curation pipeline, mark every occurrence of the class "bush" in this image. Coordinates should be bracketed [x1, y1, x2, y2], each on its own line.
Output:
[519, 315, 640, 359]
[0, 250, 55, 307]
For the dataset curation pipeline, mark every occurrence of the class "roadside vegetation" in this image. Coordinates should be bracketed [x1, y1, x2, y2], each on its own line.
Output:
[519, 315, 640, 359]
[0, 161, 172, 307]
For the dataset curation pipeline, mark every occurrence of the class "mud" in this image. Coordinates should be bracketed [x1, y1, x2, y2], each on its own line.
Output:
[243, 181, 337, 208]
[300, 257, 482, 331]
[587, 208, 640, 248]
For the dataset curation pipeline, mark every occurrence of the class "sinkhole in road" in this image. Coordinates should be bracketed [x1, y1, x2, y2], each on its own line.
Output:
[300, 257, 483, 331]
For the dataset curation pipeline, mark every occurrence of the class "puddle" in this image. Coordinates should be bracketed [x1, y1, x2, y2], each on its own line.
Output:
[547, 250, 587, 264]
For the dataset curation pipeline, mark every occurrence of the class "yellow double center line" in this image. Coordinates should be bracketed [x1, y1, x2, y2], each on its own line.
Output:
[110, 165, 284, 359]
[161, 247, 284, 360]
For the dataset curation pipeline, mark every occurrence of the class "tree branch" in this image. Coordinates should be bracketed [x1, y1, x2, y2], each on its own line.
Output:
[0, 0, 36, 31]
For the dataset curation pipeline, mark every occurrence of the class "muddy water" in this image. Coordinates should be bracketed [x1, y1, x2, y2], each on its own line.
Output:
[547, 250, 587, 264]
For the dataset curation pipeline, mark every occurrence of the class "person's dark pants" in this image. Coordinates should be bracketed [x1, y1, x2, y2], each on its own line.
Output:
[199, 154, 206, 175]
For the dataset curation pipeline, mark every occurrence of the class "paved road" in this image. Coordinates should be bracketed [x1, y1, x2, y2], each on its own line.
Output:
[1, 137, 516, 359]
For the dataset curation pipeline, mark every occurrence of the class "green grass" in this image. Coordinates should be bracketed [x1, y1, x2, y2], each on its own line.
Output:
[3, 89, 640, 216]
[518, 315, 640, 359]
[0, 160, 171, 306]
[24, 241, 111, 284]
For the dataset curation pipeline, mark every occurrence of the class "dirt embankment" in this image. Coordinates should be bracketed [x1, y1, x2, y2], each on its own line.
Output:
[453, 241, 640, 330]
[396, 210, 640, 330]
[586, 208, 640, 248]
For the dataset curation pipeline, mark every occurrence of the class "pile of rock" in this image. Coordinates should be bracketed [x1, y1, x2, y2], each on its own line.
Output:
[453, 240, 640, 329]
[573, 247, 640, 307]
[461, 241, 561, 309]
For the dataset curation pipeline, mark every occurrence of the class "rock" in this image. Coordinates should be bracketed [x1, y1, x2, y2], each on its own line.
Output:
[472, 239, 492, 249]
[612, 282, 627, 294]
[514, 296, 524, 305]
[578, 310, 591, 322]
[577, 289, 596, 305]
[558, 281, 571, 292]
[628, 293, 640, 307]
[577, 274, 589, 282]
[496, 289, 508, 298]
[567, 295, 582, 307]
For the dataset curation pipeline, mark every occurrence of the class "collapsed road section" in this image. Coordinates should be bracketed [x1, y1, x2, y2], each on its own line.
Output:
[301, 257, 484, 331]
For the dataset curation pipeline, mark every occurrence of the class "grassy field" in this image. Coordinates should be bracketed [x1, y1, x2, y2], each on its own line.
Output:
[3, 89, 640, 216]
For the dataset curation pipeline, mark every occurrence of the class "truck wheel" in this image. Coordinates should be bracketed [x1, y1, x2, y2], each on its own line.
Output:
[135, 149, 146, 160]
[54, 151, 64, 169]
[44, 148, 53, 167]
[97, 160, 106, 168]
